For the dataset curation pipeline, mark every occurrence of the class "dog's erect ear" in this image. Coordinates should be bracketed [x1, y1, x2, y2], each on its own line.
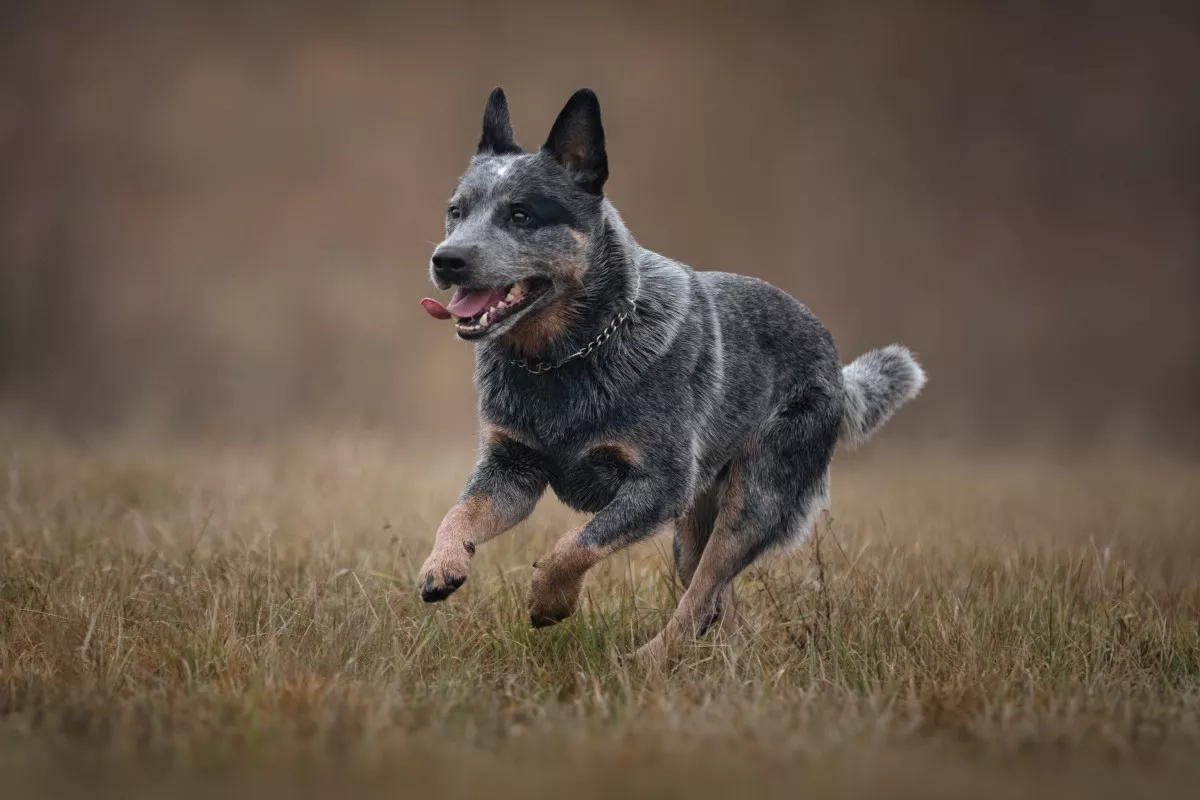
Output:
[478, 87, 521, 156]
[542, 89, 608, 194]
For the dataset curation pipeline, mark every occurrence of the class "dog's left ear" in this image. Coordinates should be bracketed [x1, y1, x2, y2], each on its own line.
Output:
[479, 87, 521, 156]
[542, 89, 608, 195]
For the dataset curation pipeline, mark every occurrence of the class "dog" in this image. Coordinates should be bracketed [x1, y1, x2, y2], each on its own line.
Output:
[417, 87, 926, 664]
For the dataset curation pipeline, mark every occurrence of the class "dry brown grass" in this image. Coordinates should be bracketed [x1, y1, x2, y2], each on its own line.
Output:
[1, 431, 1198, 798]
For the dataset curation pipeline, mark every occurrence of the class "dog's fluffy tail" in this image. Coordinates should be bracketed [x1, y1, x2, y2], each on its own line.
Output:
[839, 345, 926, 449]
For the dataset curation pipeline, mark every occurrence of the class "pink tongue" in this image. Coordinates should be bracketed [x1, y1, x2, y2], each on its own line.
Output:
[445, 286, 505, 318]
[420, 298, 452, 319]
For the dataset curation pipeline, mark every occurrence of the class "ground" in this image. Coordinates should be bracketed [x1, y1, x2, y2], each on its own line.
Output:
[1, 431, 1198, 798]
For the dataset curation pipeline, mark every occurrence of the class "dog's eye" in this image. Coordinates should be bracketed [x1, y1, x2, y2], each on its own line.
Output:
[511, 208, 530, 226]
[448, 205, 462, 220]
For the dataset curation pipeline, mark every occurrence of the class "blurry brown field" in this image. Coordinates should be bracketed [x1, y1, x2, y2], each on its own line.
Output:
[2, 430, 1198, 799]
[2, 3, 1200, 798]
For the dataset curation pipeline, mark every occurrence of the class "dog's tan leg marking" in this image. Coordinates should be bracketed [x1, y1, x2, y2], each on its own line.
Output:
[417, 495, 502, 601]
[484, 423, 536, 450]
[589, 440, 641, 467]
[714, 582, 740, 636]
[631, 542, 741, 668]
[419, 426, 547, 602]
[529, 518, 672, 627]
[674, 507, 709, 588]
[673, 474, 725, 588]
[528, 529, 613, 627]
[632, 468, 747, 667]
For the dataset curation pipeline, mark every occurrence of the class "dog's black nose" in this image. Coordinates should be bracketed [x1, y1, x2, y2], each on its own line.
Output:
[431, 246, 473, 282]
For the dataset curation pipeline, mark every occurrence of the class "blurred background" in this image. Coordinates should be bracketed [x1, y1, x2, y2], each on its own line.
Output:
[1, 0, 1197, 452]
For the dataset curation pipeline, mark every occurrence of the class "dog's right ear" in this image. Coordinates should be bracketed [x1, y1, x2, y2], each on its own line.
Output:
[478, 87, 521, 156]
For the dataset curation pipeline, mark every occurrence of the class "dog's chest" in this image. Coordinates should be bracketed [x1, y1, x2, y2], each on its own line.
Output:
[541, 443, 633, 513]
[502, 422, 634, 514]
[480, 371, 644, 512]
[489, 412, 634, 514]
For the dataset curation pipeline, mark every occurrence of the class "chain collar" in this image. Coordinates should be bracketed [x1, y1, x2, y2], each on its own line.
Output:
[509, 299, 635, 375]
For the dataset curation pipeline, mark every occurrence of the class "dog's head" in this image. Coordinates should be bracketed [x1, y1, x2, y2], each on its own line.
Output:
[421, 88, 609, 347]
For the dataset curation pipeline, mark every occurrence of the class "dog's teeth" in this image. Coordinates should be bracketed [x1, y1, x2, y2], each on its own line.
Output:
[510, 281, 526, 298]
[479, 312, 490, 327]
[504, 292, 516, 303]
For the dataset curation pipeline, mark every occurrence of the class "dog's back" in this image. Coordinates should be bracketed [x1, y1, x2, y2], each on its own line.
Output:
[694, 269, 924, 454]
[619, 259, 923, 489]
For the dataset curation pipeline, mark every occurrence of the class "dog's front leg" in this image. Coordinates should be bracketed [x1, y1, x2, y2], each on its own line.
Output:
[418, 436, 547, 602]
[528, 476, 679, 627]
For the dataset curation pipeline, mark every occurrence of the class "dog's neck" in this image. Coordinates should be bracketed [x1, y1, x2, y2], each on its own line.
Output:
[578, 201, 641, 327]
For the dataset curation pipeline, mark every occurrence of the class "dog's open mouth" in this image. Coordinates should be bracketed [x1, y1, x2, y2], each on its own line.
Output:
[421, 278, 551, 340]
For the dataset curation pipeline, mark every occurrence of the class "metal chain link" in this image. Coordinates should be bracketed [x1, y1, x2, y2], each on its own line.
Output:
[509, 301, 634, 375]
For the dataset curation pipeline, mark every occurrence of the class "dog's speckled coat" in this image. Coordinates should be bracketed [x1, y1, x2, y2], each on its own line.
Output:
[417, 88, 926, 662]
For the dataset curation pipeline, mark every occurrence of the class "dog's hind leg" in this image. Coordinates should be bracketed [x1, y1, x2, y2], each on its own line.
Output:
[674, 474, 743, 635]
[632, 385, 838, 667]
[673, 479, 722, 589]
[633, 465, 829, 667]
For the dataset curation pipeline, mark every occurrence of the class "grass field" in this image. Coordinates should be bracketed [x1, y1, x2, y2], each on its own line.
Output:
[1, 431, 1198, 798]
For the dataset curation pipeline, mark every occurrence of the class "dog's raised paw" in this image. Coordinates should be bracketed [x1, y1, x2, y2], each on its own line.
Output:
[419, 571, 466, 603]
[417, 542, 473, 603]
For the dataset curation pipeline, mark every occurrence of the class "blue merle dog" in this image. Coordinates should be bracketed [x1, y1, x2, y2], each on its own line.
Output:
[417, 88, 926, 663]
